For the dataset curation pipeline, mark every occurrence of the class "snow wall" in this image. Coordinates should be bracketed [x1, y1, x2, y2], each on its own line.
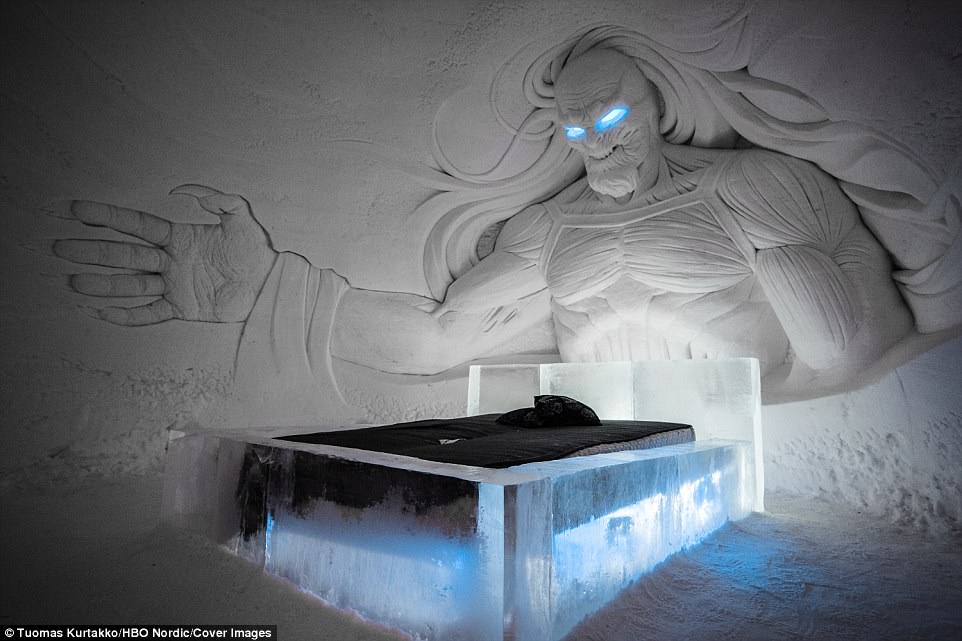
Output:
[2, 1, 960, 535]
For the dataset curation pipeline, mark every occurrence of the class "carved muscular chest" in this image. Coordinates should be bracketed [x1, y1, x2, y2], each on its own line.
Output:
[541, 196, 754, 305]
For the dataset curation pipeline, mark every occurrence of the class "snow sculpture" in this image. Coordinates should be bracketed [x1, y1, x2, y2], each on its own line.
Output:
[51, 25, 960, 408]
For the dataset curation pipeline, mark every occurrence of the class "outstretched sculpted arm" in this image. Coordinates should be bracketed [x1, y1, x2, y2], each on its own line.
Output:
[52, 189, 552, 422]
[328, 203, 553, 374]
[229, 231, 550, 425]
[54, 187, 551, 375]
[330, 249, 551, 374]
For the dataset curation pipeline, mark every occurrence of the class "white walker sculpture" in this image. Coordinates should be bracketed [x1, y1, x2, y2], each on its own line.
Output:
[50, 26, 961, 412]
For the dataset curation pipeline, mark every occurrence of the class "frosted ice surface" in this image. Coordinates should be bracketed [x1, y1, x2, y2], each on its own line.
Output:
[467, 364, 540, 415]
[164, 429, 754, 641]
[469, 359, 764, 508]
[541, 361, 634, 419]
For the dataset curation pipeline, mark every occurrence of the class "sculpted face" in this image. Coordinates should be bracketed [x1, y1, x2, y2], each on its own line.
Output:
[555, 49, 662, 198]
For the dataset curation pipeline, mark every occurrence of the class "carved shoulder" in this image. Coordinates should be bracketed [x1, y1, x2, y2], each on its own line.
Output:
[494, 204, 554, 262]
[725, 148, 843, 189]
[719, 148, 859, 252]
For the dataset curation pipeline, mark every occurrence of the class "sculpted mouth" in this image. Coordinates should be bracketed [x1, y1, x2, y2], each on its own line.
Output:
[591, 144, 621, 160]
[586, 144, 637, 172]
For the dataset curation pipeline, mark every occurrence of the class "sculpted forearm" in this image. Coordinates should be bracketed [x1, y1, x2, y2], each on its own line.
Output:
[330, 288, 454, 374]
[329, 287, 553, 374]
[329, 250, 551, 375]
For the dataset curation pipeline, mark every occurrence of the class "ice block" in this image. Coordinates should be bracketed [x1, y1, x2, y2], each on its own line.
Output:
[163, 429, 754, 641]
[163, 360, 761, 640]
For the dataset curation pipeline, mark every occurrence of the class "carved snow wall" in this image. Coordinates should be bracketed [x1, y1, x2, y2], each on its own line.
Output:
[2, 1, 960, 534]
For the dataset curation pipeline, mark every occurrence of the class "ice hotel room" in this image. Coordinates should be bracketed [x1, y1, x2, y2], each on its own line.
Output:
[2, 1, 960, 640]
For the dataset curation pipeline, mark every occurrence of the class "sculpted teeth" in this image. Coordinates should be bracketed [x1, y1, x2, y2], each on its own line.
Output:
[592, 145, 619, 160]
[588, 146, 629, 170]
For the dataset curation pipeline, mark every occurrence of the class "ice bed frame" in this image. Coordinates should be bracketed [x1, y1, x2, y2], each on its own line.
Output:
[162, 359, 763, 641]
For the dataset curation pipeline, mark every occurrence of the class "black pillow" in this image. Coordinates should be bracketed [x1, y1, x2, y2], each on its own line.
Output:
[496, 395, 602, 428]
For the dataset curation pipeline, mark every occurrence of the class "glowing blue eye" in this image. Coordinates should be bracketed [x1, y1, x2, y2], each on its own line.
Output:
[564, 126, 586, 139]
[595, 107, 629, 131]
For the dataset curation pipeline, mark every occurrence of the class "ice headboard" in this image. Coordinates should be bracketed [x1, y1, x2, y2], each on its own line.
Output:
[468, 359, 764, 510]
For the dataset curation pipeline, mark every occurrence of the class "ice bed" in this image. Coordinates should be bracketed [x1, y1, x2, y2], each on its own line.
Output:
[162, 359, 763, 641]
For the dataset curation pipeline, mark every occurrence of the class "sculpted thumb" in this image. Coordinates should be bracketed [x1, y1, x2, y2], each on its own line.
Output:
[170, 184, 254, 221]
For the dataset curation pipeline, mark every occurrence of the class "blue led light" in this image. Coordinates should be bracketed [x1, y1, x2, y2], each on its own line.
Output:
[264, 511, 274, 563]
[562, 107, 629, 140]
[595, 107, 629, 131]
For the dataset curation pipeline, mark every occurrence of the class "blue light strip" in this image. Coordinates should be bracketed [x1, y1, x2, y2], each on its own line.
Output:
[264, 512, 274, 565]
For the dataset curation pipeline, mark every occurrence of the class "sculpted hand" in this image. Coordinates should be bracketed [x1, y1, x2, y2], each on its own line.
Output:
[53, 185, 276, 325]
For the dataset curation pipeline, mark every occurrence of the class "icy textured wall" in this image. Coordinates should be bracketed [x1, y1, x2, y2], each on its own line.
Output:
[764, 336, 962, 536]
[1, 1, 960, 533]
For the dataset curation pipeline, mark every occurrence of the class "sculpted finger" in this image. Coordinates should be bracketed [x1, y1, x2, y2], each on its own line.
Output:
[19, 240, 56, 257]
[196, 193, 252, 218]
[70, 273, 166, 297]
[38, 200, 74, 220]
[84, 299, 176, 326]
[170, 184, 253, 222]
[69, 201, 173, 246]
[53, 239, 169, 271]
[169, 184, 222, 199]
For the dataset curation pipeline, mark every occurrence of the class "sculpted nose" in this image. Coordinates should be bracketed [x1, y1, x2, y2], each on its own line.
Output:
[580, 129, 607, 153]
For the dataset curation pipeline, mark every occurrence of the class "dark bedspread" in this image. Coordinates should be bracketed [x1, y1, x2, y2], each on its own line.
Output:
[278, 414, 692, 468]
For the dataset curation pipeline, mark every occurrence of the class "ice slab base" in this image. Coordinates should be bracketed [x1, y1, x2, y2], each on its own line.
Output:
[163, 431, 755, 641]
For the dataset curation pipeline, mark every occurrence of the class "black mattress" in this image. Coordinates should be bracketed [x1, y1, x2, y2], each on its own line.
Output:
[279, 414, 692, 469]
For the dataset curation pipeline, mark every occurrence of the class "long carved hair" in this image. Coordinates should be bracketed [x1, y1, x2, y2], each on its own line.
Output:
[398, 22, 956, 331]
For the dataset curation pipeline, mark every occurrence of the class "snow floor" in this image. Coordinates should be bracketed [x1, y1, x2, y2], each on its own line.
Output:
[2, 473, 960, 641]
